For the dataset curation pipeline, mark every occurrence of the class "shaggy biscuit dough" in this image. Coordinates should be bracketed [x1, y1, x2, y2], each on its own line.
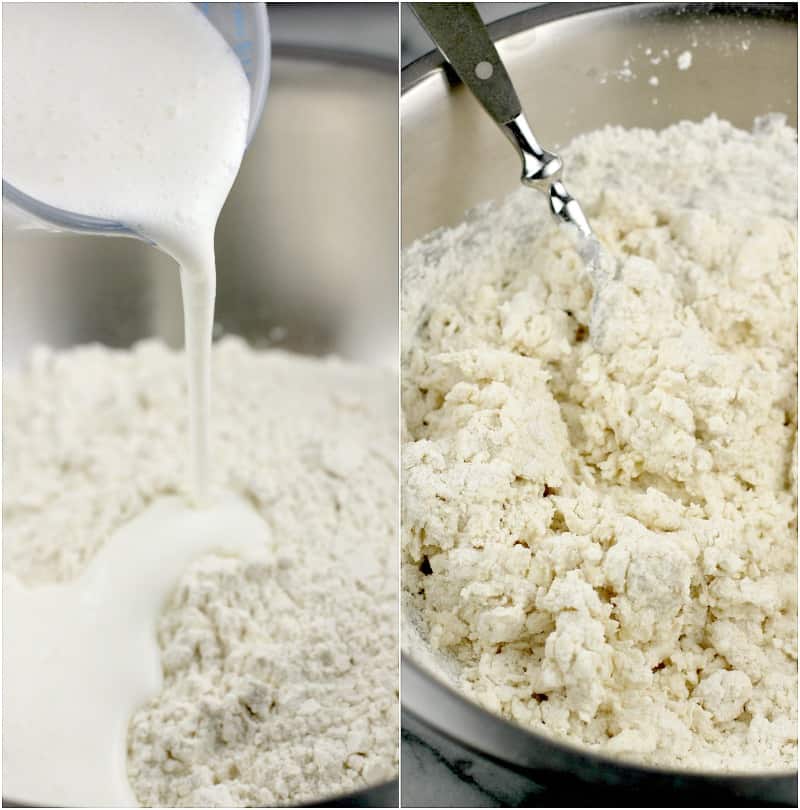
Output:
[402, 116, 797, 771]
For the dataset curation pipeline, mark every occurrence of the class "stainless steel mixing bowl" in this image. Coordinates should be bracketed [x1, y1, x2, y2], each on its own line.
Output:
[5, 47, 398, 372]
[401, 3, 797, 805]
[403, 1, 797, 243]
[3, 45, 398, 809]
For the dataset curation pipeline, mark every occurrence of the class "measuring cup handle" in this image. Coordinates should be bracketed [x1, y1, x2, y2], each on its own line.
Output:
[411, 2, 521, 126]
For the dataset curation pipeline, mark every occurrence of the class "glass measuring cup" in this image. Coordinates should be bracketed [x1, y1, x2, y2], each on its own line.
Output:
[2, 1, 270, 237]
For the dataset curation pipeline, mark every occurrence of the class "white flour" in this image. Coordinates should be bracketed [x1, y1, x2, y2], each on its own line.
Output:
[4, 337, 398, 806]
[402, 116, 797, 771]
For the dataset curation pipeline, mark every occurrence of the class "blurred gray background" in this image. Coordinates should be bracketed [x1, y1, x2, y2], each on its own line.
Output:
[268, 2, 397, 58]
[267, 3, 542, 65]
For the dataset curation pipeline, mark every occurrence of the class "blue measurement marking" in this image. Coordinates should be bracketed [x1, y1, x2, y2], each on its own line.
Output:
[234, 41, 253, 74]
[234, 3, 246, 38]
[193, 3, 253, 77]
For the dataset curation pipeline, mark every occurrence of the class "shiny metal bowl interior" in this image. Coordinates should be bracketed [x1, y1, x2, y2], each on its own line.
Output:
[2, 46, 398, 808]
[402, 1, 797, 243]
[4, 47, 398, 372]
[402, 2, 797, 805]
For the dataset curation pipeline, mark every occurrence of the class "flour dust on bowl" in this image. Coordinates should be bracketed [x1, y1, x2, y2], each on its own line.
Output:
[401, 3, 797, 805]
[2, 3, 399, 807]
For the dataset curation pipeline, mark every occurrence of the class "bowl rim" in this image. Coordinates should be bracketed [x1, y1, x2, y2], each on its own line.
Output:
[273, 40, 397, 75]
[401, 0, 798, 797]
[402, 1, 798, 93]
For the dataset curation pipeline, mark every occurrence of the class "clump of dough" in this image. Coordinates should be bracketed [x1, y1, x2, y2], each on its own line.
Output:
[402, 116, 797, 772]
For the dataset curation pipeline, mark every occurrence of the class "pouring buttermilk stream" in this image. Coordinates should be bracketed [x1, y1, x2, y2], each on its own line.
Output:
[2, 4, 269, 804]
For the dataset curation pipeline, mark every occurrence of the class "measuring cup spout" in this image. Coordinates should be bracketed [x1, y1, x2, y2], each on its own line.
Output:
[2, 2, 269, 237]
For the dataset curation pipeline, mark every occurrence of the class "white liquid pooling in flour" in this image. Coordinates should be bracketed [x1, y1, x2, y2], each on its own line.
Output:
[2, 3, 266, 805]
[4, 497, 270, 807]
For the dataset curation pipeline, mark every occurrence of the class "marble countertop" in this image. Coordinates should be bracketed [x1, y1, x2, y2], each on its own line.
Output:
[402, 714, 548, 807]
[401, 710, 796, 807]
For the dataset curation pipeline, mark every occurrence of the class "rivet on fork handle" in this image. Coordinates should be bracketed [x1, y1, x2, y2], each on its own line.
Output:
[411, 2, 593, 239]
